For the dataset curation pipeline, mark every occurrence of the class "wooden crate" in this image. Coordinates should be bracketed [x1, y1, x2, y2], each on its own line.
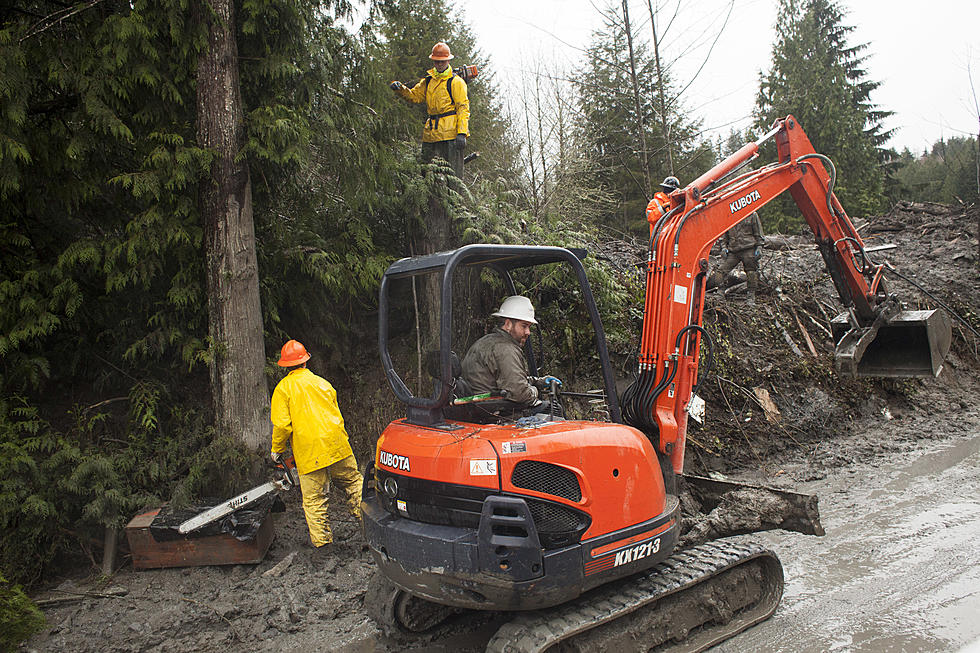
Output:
[125, 507, 276, 570]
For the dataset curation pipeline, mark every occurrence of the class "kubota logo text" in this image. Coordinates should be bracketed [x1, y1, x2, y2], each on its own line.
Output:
[730, 189, 762, 214]
[379, 450, 411, 472]
[613, 537, 661, 567]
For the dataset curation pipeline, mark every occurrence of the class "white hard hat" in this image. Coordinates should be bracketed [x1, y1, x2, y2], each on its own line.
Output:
[492, 295, 537, 324]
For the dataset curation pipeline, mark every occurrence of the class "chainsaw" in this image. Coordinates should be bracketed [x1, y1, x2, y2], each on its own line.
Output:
[177, 455, 298, 535]
[453, 64, 478, 82]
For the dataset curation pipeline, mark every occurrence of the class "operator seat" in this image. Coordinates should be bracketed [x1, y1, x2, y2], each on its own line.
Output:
[424, 351, 562, 423]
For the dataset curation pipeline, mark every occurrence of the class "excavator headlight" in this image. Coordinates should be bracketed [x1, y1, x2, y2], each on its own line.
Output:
[383, 476, 399, 498]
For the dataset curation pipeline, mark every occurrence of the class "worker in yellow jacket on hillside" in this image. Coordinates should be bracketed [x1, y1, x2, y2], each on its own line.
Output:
[270, 339, 362, 548]
[391, 41, 470, 176]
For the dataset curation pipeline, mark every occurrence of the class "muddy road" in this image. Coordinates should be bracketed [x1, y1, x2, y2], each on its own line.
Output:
[719, 428, 980, 652]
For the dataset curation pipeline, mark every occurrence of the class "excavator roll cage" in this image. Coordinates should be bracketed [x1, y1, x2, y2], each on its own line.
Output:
[623, 115, 951, 474]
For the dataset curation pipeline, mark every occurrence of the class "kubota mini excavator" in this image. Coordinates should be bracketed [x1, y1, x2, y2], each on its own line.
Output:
[361, 116, 951, 652]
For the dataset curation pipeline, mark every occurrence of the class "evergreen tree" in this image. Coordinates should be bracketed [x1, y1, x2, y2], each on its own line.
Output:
[574, 4, 713, 235]
[0, 0, 401, 583]
[755, 0, 892, 230]
[892, 137, 980, 204]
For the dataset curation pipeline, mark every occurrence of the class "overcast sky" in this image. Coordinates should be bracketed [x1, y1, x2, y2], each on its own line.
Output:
[456, 0, 980, 154]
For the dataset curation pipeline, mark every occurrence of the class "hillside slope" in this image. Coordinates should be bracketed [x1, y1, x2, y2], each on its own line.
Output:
[25, 202, 979, 652]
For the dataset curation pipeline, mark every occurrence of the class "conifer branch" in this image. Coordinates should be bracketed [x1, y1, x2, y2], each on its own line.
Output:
[19, 0, 104, 42]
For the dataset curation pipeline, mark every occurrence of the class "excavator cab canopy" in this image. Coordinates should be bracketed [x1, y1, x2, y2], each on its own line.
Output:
[378, 244, 621, 427]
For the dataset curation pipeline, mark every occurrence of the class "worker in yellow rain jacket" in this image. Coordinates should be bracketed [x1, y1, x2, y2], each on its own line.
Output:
[270, 339, 362, 548]
[391, 41, 470, 176]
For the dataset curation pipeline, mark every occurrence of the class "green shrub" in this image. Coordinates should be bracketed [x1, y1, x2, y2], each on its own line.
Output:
[0, 573, 45, 652]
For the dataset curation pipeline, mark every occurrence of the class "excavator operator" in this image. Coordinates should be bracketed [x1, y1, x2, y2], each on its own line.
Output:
[461, 296, 562, 416]
[390, 41, 470, 177]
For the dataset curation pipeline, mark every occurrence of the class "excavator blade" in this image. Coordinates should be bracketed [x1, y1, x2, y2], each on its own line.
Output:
[833, 308, 951, 378]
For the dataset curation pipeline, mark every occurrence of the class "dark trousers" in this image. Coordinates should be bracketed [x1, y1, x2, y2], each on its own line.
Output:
[708, 249, 760, 291]
[421, 139, 463, 177]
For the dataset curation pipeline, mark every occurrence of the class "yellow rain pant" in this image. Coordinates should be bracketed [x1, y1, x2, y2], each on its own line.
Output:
[297, 455, 363, 547]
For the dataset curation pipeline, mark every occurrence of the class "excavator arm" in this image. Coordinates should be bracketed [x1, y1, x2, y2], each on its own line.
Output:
[623, 115, 951, 474]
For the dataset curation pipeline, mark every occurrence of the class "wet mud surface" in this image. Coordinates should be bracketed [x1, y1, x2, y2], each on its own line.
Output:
[25, 202, 980, 652]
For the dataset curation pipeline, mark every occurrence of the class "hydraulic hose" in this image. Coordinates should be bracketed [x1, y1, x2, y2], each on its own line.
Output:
[834, 236, 874, 274]
[622, 325, 715, 432]
[679, 325, 714, 398]
[797, 153, 838, 220]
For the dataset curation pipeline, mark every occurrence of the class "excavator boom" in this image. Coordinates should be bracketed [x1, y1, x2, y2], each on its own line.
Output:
[624, 115, 951, 473]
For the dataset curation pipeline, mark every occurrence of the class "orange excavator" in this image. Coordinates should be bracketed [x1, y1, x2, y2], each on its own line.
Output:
[362, 116, 951, 651]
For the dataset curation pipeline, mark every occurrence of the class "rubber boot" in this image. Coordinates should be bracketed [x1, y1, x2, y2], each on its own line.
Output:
[746, 271, 759, 305]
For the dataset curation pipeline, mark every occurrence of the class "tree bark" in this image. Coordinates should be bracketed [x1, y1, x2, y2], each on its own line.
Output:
[411, 188, 453, 355]
[197, 0, 270, 449]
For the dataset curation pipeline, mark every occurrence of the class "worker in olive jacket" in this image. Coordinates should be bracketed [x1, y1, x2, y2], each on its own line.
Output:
[461, 296, 561, 412]
[270, 340, 362, 548]
[390, 41, 470, 176]
[708, 211, 765, 301]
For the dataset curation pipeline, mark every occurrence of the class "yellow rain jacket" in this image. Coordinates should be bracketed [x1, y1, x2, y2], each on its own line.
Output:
[270, 368, 353, 475]
[397, 67, 470, 143]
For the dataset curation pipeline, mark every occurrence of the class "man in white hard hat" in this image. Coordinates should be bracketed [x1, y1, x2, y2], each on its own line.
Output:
[461, 296, 561, 409]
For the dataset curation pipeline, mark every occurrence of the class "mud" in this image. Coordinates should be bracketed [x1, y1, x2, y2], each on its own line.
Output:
[24, 202, 980, 652]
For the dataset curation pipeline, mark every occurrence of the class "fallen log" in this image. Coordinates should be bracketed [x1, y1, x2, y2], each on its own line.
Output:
[678, 474, 824, 548]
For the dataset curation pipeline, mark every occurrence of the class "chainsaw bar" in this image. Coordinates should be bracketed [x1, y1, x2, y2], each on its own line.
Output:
[177, 481, 281, 534]
[177, 458, 297, 535]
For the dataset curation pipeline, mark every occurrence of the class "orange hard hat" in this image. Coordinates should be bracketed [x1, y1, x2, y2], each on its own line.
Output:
[429, 42, 454, 61]
[278, 339, 311, 367]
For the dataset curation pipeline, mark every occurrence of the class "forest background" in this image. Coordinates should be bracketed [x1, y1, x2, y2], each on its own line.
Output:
[1, 0, 978, 644]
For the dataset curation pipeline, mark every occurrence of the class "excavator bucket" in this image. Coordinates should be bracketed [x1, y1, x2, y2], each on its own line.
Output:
[832, 308, 951, 378]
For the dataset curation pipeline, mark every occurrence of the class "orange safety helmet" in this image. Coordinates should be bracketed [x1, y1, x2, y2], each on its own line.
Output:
[429, 41, 454, 61]
[278, 339, 311, 367]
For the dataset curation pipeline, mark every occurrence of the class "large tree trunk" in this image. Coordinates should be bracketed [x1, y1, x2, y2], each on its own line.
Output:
[197, 0, 269, 449]
[411, 190, 453, 355]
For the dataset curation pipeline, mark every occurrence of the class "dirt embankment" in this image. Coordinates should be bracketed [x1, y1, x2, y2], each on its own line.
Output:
[23, 202, 979, 653]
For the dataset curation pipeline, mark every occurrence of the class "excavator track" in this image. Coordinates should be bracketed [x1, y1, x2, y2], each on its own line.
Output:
[485, 540, 783, 653]
[364, 571, 463, 636]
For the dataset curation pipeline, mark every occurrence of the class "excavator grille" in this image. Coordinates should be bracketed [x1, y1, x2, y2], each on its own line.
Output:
[524, 498, 590, 548]
[511, 461, 582, 501]
[373, 468, 589, 549]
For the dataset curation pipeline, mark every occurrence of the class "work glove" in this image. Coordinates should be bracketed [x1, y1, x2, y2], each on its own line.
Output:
[389, 81, 403, 91]
[271, 451, 283, 464]
[533, 375, 562, 390]
[455, 133, 466, 149]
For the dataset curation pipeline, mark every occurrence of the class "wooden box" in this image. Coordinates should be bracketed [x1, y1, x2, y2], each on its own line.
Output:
[125, 507, 276, 570]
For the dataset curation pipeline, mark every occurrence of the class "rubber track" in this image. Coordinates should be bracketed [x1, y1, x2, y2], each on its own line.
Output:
[485, 540, 782, 653]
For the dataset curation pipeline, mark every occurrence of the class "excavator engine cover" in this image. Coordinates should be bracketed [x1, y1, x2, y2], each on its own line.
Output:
[832, 308, 951, 378]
